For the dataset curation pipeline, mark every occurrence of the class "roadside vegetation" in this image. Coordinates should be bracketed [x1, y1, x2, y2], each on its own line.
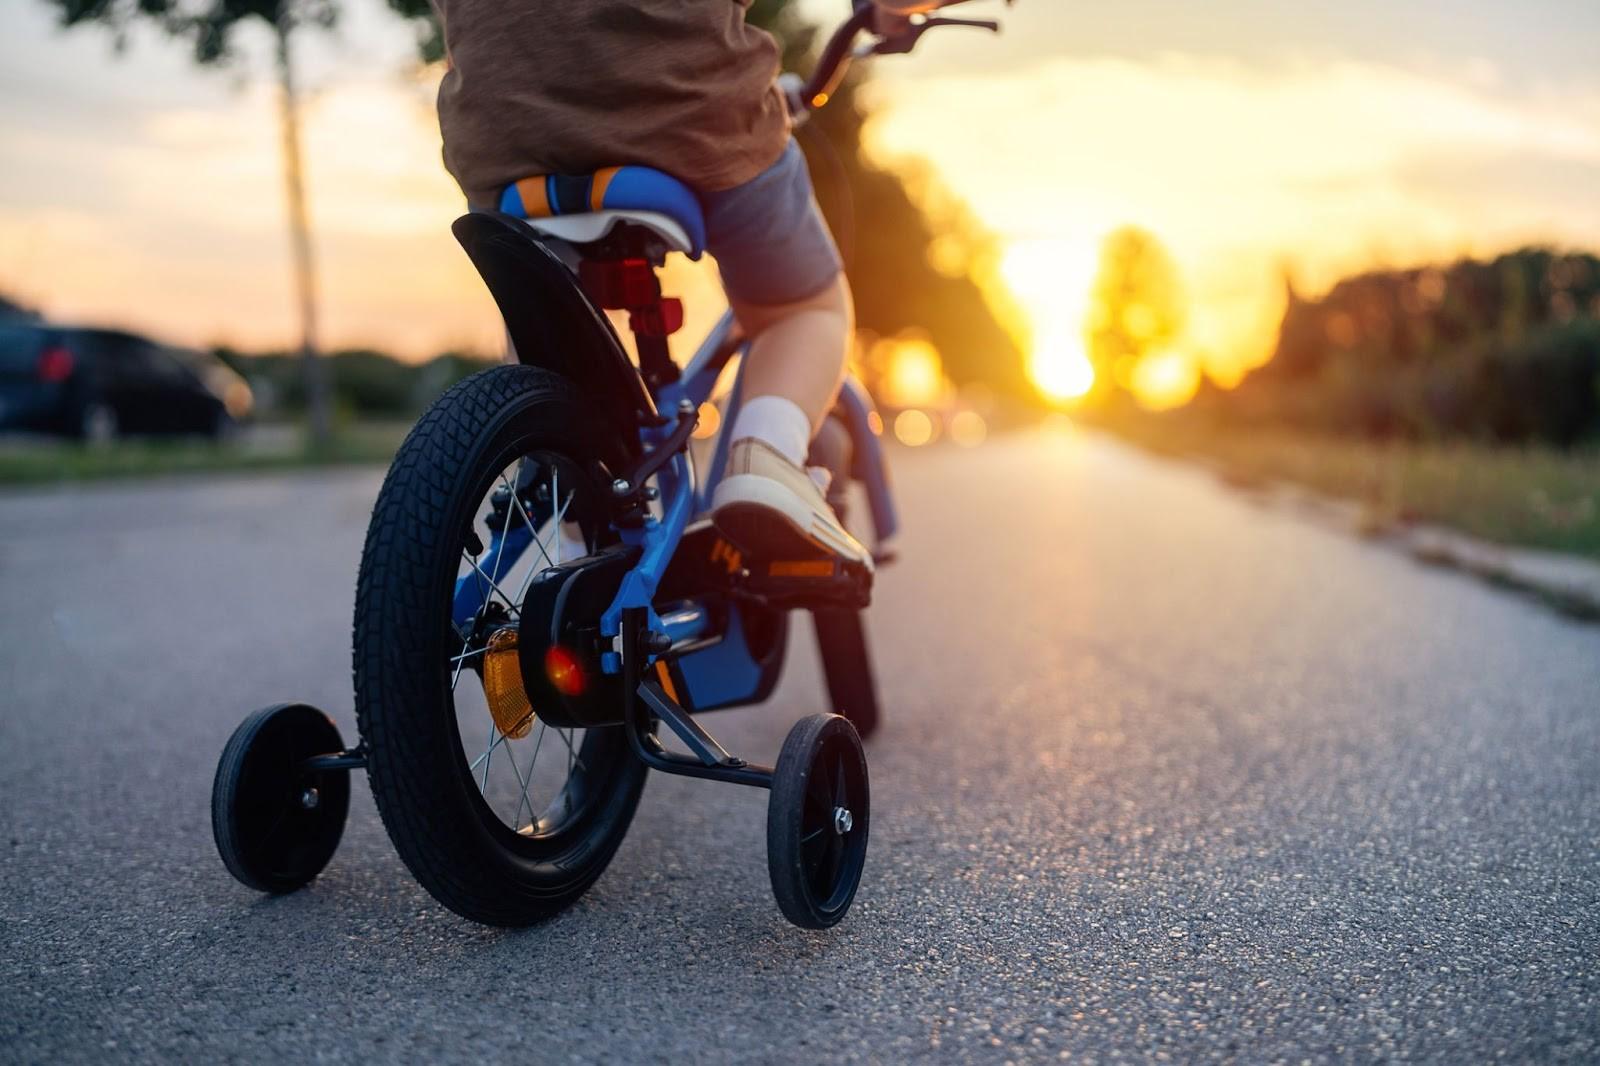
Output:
[1095, 247, 1600, 559]
[1103, 414, 1600, 560]
[0, 422, 410, 485]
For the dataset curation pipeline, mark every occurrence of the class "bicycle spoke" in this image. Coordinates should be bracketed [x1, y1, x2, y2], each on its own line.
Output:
[452, 455, 595, 839]
[514, 487, 575, 604]
[460, 551, 521, 617]
[480, 725, 497, 791]
[553, 726, 588, 774]
[484, 460, 518, 593]
[467, 708, 537, 774]
[499, 732, 535, 832]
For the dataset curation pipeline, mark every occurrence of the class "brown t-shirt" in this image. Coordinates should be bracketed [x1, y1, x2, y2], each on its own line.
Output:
[430, 0, 790, 208]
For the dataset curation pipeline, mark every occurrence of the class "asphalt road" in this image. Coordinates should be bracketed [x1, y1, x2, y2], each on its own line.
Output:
[2, 428, 1597, 1063]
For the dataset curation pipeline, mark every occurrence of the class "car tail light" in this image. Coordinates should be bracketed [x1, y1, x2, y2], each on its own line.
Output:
[36, 345, 75, 383]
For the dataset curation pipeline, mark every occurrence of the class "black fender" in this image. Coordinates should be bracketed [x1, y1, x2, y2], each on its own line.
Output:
[451, 211, 655, 451]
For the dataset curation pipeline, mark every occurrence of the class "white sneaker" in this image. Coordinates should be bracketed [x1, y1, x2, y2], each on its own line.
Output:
[712, 438, 874, 571]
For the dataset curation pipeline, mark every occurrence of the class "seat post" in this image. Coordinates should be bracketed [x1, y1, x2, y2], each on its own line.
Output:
[577, 255, 684, 393]
[635, 331, 678, 393]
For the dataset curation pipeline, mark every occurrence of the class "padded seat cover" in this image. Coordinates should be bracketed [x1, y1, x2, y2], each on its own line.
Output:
[498, 167, 707, 258]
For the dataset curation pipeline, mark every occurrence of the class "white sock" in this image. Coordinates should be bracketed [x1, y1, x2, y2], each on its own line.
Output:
[730, 395, 812, 467]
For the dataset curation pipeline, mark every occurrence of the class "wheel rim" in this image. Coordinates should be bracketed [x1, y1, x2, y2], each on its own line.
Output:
[445, 449, 615, 845]
[799, 732, 869, 913]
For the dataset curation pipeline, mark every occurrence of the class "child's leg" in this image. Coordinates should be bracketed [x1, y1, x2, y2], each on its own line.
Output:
[703, 139, 872, 567]
[727, 273, 854, 464]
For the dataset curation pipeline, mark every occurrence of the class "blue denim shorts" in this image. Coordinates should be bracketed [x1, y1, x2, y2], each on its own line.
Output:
[699, 139, 843, 307]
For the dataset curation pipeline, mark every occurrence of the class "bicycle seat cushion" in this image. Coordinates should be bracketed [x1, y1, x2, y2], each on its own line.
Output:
[498, 167, 707, 259]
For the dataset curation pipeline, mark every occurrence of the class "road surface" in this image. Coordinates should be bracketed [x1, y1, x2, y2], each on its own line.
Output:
[2, 428, 1596, 1063]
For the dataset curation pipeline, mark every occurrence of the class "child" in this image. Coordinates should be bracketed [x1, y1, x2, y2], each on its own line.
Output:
[428, 0, 935, 568]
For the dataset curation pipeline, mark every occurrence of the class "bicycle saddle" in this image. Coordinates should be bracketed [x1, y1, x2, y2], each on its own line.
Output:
[498, 167, 707, 260]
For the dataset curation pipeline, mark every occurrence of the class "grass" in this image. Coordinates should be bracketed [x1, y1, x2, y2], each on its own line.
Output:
[1101, 415, 1600, 561]
[0, 422, 410, 487]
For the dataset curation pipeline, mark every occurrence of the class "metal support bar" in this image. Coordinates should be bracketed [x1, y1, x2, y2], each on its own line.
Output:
[620, 606, 774, 790]
[301, 746, 367, 773]
[638, 680, 739, 767]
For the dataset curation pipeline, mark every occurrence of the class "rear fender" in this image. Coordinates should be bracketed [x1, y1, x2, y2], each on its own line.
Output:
[451, 211, 655, 449]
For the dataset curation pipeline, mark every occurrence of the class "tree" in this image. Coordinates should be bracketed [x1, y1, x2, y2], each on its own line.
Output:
[41, 0, 433, 443]
[746, 1, 1032, 401]
[1084, 226, 1186, 402]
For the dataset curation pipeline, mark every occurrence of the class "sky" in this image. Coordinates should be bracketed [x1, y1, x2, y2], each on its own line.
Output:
[2, 0, 1598, 402]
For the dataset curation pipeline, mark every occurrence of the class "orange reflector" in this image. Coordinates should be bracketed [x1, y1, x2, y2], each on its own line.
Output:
[482, 628, 534, 739]
[544, 644, 588, 697]
[655, 660, 681, 705]
[768, 560, 835, 578]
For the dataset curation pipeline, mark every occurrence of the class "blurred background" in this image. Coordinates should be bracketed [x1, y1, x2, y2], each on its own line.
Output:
[2, 0, 1598, 558]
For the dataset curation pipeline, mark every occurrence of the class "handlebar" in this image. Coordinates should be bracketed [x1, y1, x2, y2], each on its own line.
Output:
[794, 1, 1006, 116]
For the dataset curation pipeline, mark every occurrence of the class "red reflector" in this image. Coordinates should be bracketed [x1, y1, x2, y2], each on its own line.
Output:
[544, 644, 588, 697]
[36, 345, 75, 383]
[578, 258, 657, 310]
[629, 298, 684, 338]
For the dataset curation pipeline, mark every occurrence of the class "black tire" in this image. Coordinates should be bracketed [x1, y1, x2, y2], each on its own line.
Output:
[212, 703, 350, 894]
[767, 713, 870, 929]
[813, 608, 880, 739]
[354, 364, 648, 927]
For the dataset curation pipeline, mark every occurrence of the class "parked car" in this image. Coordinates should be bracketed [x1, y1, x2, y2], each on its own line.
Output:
[0, 324, 252, 441]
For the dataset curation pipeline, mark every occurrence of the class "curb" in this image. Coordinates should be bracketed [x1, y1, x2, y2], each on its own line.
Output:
[1399, 524, 1600, 623]
[1201, 464, 1600, 625]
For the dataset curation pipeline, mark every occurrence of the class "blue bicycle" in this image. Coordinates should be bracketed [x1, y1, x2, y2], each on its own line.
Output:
[211, 4, 1003, 929]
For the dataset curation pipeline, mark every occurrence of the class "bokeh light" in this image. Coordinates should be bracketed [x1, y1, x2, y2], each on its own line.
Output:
[893, 409, 935, 447]
[692, 401, 720, 440]
[1130, 349, 1201, 410]
[877, 335, 947, 409]
[949, 409, 988, 447]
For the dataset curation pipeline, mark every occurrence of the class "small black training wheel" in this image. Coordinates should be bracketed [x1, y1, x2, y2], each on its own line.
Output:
[767, 713, 870, 929]
[212, 703, 351, 894]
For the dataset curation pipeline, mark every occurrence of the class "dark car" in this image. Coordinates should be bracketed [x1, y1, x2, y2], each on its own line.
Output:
[0, 323, 252, 441]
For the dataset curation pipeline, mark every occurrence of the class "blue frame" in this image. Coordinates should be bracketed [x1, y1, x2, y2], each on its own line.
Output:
[451, 307, 897, 678]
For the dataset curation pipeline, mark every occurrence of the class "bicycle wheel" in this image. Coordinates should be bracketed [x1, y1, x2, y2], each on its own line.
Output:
[355, 365, 648, 927]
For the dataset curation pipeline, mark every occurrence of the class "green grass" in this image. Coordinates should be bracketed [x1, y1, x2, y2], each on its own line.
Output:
[0, 423, 410, 486]
[1102, 416, 1600, 560]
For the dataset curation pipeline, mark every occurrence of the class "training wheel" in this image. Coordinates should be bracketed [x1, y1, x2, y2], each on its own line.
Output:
[211, 703, 351, 894]
[766, 713, 870, 929]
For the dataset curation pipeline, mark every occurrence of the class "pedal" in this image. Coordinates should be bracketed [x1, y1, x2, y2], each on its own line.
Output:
[743, 557, 872, 610]
[655, 521, 872, 609]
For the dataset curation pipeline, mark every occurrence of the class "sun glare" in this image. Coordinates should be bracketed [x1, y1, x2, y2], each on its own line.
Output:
[1130, 349, 1201, 410]
[1029, 331, 1096, 403]
[1000, 239, 1101, 406]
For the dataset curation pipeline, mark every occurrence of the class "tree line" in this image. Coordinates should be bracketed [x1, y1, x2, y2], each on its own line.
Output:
[1190, 248, 1600, 447]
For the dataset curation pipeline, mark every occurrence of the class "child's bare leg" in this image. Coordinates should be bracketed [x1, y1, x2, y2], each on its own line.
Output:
[727, 273, 853, 463]
[712, 271, 870, 567]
